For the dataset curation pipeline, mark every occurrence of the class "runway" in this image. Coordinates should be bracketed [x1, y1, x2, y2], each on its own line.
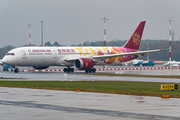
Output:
[1, 70, 180, 83]
[1, 66, 180, 83]
[0, 87, 180, 120]
[0, 65, 180, 119]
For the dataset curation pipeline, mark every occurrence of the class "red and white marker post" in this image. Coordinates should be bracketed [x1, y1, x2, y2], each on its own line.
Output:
[168, 19, 173, 66]
[28, 23, 33, 46]
[102, 17, 108, 46]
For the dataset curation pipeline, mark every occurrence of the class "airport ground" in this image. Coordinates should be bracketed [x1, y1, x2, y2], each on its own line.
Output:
[0, 65, 180, 120]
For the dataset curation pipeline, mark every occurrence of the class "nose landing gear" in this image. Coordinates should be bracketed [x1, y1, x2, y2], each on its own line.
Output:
[14, 68, 19, 73]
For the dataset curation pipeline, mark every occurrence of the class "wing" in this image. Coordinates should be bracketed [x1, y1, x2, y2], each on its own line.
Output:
[63, 56, 80, 61]
[92, 48, 172, 61]
[64, 48, 175, 62]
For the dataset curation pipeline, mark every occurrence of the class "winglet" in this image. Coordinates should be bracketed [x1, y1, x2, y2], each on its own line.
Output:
[123, 21, 146, 50]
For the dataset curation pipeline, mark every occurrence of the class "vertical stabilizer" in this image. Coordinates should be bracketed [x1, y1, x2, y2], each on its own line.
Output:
[123, 21, 146, 50]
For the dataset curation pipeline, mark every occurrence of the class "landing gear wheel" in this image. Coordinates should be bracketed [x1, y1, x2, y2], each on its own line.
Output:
[85, 70, 88, 73]
[63, 67, 74, 73]
[64, 68, 67, 72]
[85, 68, 96, 73]
[70, 68, 74, 72]
[92, 68, 96, 73]
[14, 68, 19, 73]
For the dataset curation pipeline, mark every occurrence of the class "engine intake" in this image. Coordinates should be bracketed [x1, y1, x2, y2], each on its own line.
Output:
[74, 58, 94, 70]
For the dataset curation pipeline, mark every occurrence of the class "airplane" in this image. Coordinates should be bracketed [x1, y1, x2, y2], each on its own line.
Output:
[0, 59, 3, 65]
[2, 21, 171, 73]
[164, 61, 180, 67]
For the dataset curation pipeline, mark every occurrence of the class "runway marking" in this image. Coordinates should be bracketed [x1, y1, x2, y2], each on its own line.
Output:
[18, 67, 180, 72]
[0, 100, 179, 120]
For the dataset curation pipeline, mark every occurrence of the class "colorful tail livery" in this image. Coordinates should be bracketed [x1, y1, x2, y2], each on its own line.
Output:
[2, 21, 170, 73]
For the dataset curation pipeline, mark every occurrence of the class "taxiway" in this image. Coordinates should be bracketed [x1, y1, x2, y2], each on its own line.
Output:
[0, 65, 180, 120]
[0, 87, 180, 120]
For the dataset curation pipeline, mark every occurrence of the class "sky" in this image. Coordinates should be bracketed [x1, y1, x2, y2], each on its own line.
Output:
[0, 0, 180, 47]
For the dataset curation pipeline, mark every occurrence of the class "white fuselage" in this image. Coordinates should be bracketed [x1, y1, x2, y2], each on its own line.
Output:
[164, 61, 180, 67]
[2, 46, 140, 67]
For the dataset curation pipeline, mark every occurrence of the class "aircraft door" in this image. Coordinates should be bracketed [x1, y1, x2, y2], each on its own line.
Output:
[21, 50, 27, 59]
[53, 50, 57, 58]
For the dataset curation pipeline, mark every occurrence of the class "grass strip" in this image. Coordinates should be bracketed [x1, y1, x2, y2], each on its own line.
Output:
[0, 81, 179, 98]
[85, 73, 180, 79]
[0, 77, 26, 79]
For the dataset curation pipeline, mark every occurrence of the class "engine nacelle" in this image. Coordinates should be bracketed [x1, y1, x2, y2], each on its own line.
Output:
[74, 58, 94, 70]
[33, 66, 49, 70]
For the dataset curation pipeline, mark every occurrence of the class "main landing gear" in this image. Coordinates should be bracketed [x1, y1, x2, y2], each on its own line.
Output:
[85, 68, 96, 73]
[63, 66, 74, 73]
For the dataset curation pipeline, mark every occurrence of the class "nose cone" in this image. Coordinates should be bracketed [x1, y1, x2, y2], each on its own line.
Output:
[2, 57, 8, 64]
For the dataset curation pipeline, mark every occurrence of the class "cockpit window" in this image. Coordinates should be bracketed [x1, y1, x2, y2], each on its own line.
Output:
[6, 53, 15, 56]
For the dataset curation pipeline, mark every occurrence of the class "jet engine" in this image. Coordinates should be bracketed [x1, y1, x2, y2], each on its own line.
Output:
[33, 66, 49, 70]
[74, 58, 94, 70]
